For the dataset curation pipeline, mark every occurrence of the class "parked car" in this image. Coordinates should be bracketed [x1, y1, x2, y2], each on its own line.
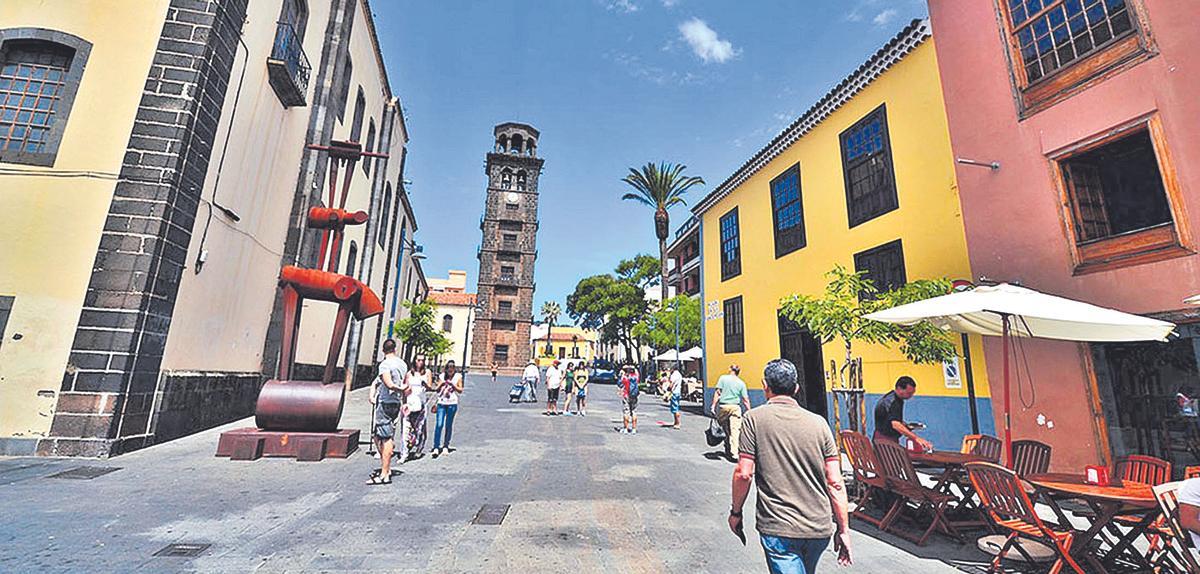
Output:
[591, 367, 617, 384]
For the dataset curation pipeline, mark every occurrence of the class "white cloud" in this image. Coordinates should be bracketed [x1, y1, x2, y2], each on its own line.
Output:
[605, 0, 640, 13]
[873, 8, 898, 27]
[678, 18, 738, 64]
[662, 0, 681, 6]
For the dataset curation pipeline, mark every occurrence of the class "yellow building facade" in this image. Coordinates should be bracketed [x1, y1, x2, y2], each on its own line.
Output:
[694, 21, 993, 449]
[531, 325, 598, 368]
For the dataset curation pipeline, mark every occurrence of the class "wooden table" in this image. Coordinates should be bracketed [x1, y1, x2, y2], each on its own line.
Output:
[910, 450, 992, 528]
[1025, 473, 1160, 573]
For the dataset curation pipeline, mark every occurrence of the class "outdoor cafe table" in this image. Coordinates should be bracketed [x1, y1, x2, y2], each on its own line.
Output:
[1025, 472, 1161, 573]
[909, 450, 991, 527]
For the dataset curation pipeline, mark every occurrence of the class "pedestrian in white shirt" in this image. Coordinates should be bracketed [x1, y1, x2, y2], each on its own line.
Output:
[544, 359, 563, 416]
[668, 366, 684, 429]
[521, 361, 540, 403]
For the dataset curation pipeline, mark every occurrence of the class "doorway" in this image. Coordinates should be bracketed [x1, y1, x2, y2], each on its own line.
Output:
[778, 312, 827, 419]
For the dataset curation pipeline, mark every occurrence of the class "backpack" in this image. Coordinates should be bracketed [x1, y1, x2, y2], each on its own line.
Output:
[626, 374, 640, 399]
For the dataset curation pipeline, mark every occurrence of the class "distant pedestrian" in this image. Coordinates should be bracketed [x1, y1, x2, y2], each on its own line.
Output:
[573, 363, 589, 416]
[618, 364, 639, 434]
[403, 354, 433, 460]
[563, 361, 577, 414]
[667, 364, 684, 429]
[713, 364, 751, 461]
[521, 360, 540, 403]
[490, 362, 498, 384]
[367, 339, 406, 485]
[432, 360, 464, 458]
[545, 359, 563, 415]
[729, 359, 852, 573]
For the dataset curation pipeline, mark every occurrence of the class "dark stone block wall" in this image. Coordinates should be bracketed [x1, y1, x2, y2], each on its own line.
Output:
[153, 373, 264, 443]
[40, 0, 250, 458]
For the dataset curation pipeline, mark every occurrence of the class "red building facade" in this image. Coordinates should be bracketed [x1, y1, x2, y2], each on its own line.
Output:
[929, 1, 1200, 470]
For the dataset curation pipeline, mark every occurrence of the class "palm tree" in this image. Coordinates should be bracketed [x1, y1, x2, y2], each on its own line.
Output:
[540, 300, 561, 358]
[620, 162, 705, 303]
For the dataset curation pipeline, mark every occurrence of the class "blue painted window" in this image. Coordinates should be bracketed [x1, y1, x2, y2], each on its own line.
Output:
[1007, 0, 1133, 83]
[840, 105, 897, 227]
[770, 163, 805, 257]
[719, 207, 740, 280]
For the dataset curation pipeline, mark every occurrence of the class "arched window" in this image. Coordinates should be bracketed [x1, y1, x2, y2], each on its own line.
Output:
[500, 168, 512, 189]
[510, 134, 524, 155]
[497, 135, 508, 153]
[346, 240, 358, 277]
[362, 118, 376, 175]
[0, 29, 92, 166]
[516, 171, 527, 191]
[442, 314, 453, 332]
[279, 0, 309, 42]
[378, 184, 391, 247]
[350, 86, 365, 143]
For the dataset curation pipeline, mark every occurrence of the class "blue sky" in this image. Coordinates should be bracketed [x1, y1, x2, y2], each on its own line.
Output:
[374, 0, 928, 321]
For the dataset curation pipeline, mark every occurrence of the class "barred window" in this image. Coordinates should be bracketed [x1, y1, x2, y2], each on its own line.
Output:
[853, 240, 906, 299]
[770, 163, 805, 257]
[723, 296, 744, 354]
[1008, 0, 1135, 84]
[719, 207, 741, 281]
[840, 105, 897, 227]
[0, 41, 72, 155]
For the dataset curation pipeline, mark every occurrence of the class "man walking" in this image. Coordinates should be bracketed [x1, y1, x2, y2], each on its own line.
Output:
[667, 364, 684, 429]
[521, 360, 540, 403]
[730, 359, 852, 573]
[618, 365, 639, 434]
[544, 359, 563, 416]
[713, 364, 751, 461]
[367, 339, 407, 485]
[873, 376, 932, 452]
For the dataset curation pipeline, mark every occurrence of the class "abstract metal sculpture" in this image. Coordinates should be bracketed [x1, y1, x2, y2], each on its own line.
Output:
[217, 140, 387, 461]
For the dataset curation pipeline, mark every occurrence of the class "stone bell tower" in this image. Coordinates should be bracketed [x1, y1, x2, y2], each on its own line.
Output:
[470, 123, 543, 375]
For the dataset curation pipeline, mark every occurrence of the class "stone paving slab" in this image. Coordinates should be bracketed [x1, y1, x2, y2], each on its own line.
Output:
[0, 374, 989, 573]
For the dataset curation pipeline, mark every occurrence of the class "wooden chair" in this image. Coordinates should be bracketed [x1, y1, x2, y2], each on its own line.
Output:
[961, 433, 1003, 463]
[840, 430, 888, 527]
[965, 462, 1086, 574]
[1148, 482, 1200, 573]
[1185, 466, 1200, 479]
[1010, 439, 1052, 477]
[874, 440, 962, 546]
[1114, 454, 1172, 486]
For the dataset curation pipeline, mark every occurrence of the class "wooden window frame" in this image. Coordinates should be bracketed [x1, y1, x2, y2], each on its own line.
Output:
[770, 163, 806, 258]
[723, 295, 745, 354]
[840, 105, 898, 228]
[853, 239, 907, 298]
[719, 207, 741, 281]
[995, 0, 1157, 118]
[1050, 114, 1192, 275]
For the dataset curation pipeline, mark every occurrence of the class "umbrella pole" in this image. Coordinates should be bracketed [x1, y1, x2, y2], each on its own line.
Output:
[1002, 314, 1012, 468]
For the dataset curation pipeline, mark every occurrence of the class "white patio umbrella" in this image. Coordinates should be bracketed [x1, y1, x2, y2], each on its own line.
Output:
[863, 283, 1175, 465]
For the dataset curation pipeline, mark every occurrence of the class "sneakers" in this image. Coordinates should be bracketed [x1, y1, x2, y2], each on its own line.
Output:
[432, 448, 442, 458]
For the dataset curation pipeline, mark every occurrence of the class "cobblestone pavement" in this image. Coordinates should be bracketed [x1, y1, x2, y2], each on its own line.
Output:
[0, 374, 990, 573]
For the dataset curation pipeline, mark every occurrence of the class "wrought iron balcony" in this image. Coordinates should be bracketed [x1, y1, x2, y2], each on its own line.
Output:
[267, 22, 310, 107]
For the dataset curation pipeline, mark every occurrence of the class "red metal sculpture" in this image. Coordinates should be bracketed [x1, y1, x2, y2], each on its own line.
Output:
[217, 140, 387, 461]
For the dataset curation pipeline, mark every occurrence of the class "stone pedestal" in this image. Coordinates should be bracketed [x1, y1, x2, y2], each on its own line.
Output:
[216, 428, 359, 462]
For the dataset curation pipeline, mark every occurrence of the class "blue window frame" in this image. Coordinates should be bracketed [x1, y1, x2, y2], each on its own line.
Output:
[770, 163, 805, 257]
[719, 207, 741, 281]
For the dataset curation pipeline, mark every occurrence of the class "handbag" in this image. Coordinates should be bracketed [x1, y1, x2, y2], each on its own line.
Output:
[705, 417, 727, 447]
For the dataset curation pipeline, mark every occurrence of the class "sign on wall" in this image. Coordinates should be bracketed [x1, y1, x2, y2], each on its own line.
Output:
[705, 300, 723, 321]
[942, 356, 962, 389]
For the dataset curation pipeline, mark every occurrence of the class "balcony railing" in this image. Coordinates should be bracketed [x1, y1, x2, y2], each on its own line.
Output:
[267, 22, 310, 107]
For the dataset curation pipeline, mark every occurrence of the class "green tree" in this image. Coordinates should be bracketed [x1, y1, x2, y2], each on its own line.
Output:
[566, 274, 648, 362]
[391, 300, 453, 360]
[632, 295, 700, 351]
[779, 265, 956, 383]
[540, 300, 561, 357]
[620, 163, 705, 303]
[615, 254, 661, 291]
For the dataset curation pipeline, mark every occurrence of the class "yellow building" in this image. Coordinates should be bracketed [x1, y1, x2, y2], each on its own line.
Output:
[693, 20, 992, 449]
[0, 0, 424, 457]
[530, 325, 598, 368]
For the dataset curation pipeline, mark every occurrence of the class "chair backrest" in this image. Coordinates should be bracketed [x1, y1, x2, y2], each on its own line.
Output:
[966, 461, 1044, 528]
[1153, 481, 1200, 571]
[1115, 455, 1172, 486]
[874, 440, 920, 486]
[841, 430, 882, 480]
[1011, 439, 1052, 476]
[1186, 466, 1200, 480]
[961, 434, 982, 455]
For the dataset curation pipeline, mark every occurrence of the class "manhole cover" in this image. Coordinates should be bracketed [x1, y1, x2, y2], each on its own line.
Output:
[48, 466, 121, 480]
[153, 543, 210, 557]
[472, 504, 510, 525]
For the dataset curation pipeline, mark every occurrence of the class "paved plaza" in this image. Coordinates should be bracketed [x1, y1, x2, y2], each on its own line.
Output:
[0, 375, 995, 573]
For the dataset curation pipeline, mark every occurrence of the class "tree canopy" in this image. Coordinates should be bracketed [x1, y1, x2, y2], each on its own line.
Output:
[391, 300, 454, 359]
[615, 253, 661, 290]
[632, 295, 700, 351]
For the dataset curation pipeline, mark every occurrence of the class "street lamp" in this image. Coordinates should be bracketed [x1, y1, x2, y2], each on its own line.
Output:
[461, 302, 483, 373]
[387, 238, 425, 338]
[672, 297, 681, 372]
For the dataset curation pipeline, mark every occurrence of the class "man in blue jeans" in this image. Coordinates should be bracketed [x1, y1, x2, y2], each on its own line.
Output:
[729, 359, 852, 573]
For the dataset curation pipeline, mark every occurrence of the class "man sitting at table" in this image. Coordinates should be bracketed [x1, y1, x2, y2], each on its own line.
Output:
[872, 376, 932, 452]
[1178, 477, 1200, 557]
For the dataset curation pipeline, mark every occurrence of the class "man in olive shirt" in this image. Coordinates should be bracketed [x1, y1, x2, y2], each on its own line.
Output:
[730, 359, 851, 573]
[712, 364, 751, 460]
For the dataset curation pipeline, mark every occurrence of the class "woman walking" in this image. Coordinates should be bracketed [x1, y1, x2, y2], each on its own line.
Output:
[573, 363, 589, 416]
[432, 360, 464, 458]
[403, 355, 433, 460]
[562, 361, 576, 415]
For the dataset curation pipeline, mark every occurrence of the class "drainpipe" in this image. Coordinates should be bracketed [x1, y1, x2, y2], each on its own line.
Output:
[343, 98, 396, 391]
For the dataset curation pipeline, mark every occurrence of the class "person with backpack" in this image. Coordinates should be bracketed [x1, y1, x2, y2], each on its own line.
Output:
[618, 364, 640, 434]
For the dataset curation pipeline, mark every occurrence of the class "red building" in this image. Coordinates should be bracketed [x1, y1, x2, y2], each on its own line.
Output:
[928, 1, 1200, 471]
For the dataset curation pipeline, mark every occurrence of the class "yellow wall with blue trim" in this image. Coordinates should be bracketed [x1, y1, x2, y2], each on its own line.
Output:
[699, 40, 991, 445]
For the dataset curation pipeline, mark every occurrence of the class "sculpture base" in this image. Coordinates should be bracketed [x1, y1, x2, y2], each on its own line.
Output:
[216, 428, 359, 461]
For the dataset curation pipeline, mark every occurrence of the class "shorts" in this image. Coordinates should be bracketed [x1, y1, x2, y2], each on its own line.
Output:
[669, 393, 681, 414]
[622, 395, 638, 417]
[565, 380, 574, 393]
[374, 401, 401, 439]
[547, 388, 560, 402]
[577, 387, 587, 399]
